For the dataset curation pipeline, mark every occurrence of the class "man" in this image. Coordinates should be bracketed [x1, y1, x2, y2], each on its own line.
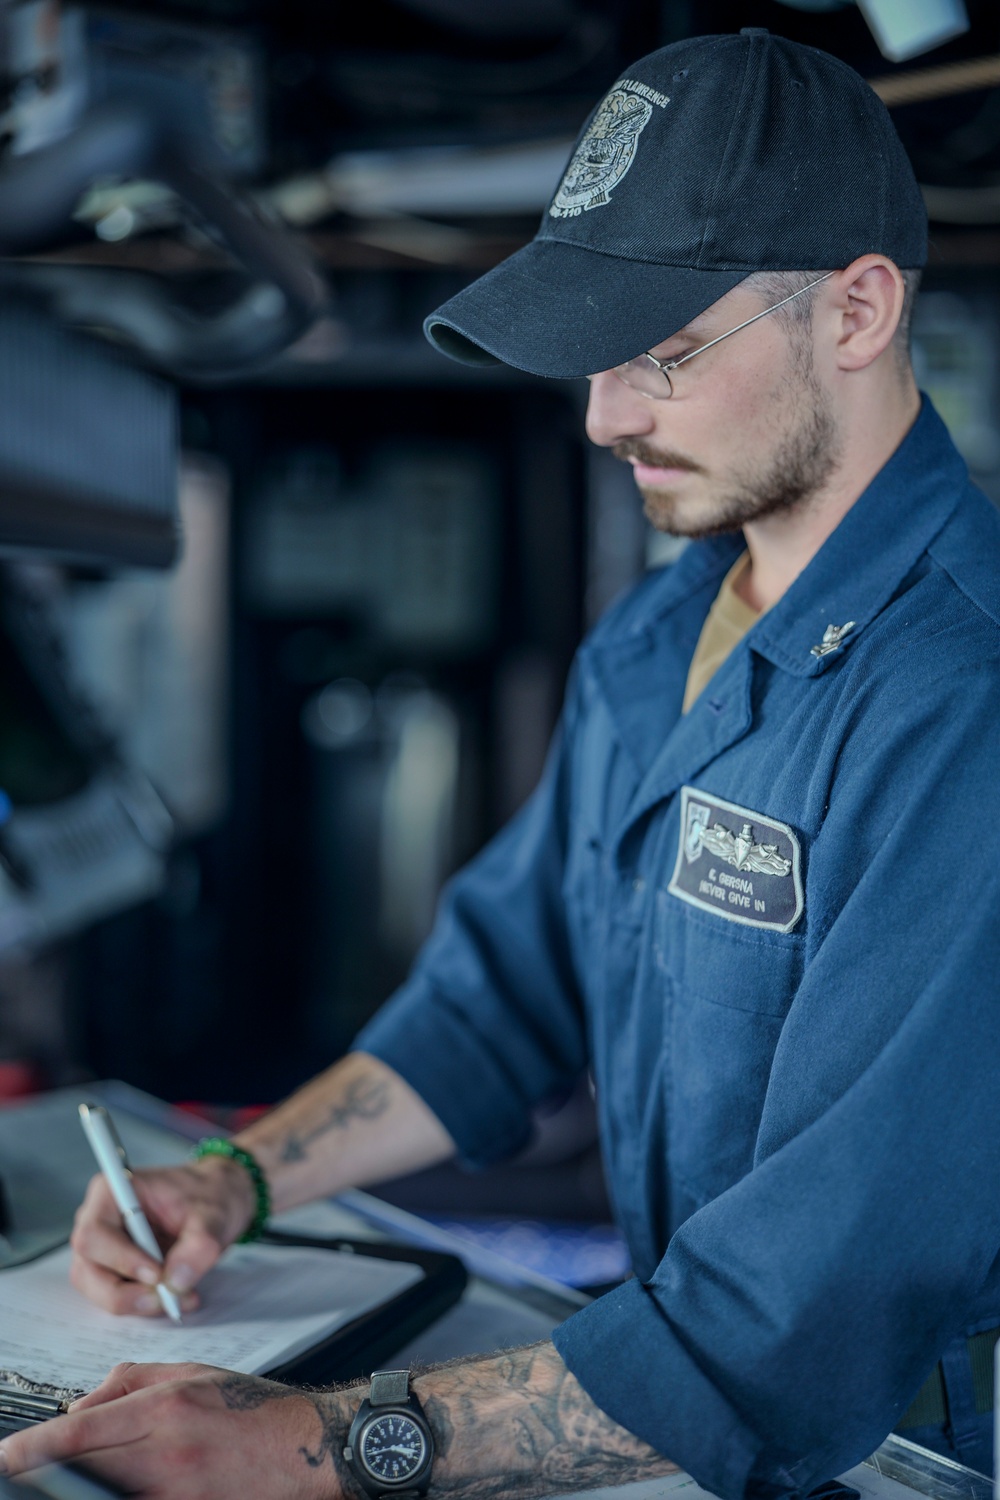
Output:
[4, 26, 1000, 1500]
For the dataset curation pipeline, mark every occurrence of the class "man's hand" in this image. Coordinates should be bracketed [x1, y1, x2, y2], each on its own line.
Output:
[0, 1344, 676, 1500]
[68, 1155, 257, 1315]
[68, 1054, 455, 1317]
[0, 1363, 357, 1500]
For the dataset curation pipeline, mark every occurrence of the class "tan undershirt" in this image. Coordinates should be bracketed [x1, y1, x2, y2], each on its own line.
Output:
[682, 552, 764, 713]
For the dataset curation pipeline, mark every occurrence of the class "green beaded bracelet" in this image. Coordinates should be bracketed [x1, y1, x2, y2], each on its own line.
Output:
[193, 1138, 271, 1243]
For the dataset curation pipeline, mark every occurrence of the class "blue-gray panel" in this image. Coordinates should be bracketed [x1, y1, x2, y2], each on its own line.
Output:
[0, 302, 178, 568]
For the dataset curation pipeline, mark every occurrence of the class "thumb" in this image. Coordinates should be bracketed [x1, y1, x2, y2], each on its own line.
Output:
[68, 1361, 144, 1410]
[162, 1221, 226, 1294]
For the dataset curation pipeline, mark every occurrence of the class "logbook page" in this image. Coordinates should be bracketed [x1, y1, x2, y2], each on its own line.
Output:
[0, 1243, 422, 1393]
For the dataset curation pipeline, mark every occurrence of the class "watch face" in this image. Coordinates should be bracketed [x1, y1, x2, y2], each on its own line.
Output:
[360, 1413, 428, 1485]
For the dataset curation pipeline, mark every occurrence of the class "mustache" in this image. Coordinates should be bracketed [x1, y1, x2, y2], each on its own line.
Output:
[612, 439, 705, 474]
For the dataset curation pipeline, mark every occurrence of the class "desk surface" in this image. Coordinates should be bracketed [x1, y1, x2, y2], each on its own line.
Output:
[0, 1084, 990, 1500]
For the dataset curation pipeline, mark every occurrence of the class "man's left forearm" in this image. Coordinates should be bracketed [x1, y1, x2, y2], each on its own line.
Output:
[260, 1340, 676, 1500]
[0, 1342, 677, 1500]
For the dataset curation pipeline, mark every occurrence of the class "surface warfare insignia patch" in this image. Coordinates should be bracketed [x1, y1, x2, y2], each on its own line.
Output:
[548, 79, 668, 218]
[668, 786, 804, 934]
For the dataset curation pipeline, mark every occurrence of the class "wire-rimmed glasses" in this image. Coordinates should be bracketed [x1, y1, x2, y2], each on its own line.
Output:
[610, 272, 835, 399]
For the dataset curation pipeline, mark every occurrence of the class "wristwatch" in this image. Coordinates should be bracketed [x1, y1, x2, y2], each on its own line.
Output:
[343, 1370, 435, 1499]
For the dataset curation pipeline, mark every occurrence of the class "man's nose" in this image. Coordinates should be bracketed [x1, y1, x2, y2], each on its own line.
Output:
[585, 370, 657, 448]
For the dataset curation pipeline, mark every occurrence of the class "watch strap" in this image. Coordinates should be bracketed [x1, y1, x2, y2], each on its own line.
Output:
[369, 1370, 410, 1406]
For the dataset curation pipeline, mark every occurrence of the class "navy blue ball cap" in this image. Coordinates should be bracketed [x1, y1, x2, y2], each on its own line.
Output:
[424, 28, 928, 380]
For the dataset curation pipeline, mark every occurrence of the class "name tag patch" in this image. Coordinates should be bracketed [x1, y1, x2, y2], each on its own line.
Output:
[668, 786, 804, 933]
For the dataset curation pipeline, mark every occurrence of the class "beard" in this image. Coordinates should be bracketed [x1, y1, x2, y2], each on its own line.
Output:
[613, 360, 842, 540]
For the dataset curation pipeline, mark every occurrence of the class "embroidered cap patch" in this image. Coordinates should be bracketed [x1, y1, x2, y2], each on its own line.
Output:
[668, 786, 804, 933]
[549, 81, 666, 218]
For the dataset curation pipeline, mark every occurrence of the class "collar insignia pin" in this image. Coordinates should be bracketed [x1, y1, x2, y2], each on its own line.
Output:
[810, 620, 856, 659]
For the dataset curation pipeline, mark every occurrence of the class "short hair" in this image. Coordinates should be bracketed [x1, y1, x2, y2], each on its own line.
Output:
[742, 266, 922, 363]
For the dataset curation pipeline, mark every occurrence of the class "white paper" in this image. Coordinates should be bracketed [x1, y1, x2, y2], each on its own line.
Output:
[0, 1243, 421, 1393]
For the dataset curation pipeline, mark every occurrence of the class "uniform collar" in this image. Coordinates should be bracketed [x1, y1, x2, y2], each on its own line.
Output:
[586, 396, 967, 794]
[587, 532, 744, 779]
[750, 395, 967, 678]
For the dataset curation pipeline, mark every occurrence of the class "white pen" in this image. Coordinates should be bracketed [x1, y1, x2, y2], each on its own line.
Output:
[77, 1103, 183, 1324]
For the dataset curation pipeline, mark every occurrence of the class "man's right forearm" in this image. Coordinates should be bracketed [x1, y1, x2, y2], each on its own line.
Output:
[233, 1051, 456, 1214]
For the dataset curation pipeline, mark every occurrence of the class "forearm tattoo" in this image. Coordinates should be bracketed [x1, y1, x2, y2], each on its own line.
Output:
[415, 1342, 676, 1499]
[215, 1341, 674, 1500]
[217, 1375, 304, 1412]
[215, 1375, 363, 1499]
[279, 1075, 391, 1164]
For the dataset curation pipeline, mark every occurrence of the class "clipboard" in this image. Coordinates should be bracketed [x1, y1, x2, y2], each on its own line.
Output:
[0, 1231, 467, 1432]
[260, 1229, 467, 1385]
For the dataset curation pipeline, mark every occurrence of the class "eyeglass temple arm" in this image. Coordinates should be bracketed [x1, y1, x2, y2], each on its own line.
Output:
[662, 271, 835, 370]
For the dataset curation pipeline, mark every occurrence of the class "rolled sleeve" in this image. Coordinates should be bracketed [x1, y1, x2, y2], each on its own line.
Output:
[554, 1279, 763, 1499]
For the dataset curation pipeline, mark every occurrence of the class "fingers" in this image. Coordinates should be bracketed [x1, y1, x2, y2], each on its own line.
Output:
[0, 1366, 280, 1495]
[68, 1362, 142, 1411]
[1, 1364, 226, 1471]
[161, 1222, 225, 1296]
[69, 1165, 234, 1313]
[0, 1395, 151, 1475]
[71, 1177, 162, 1287]
[70, 1364, 215, 1411]
[68, 1248, 148, 1316]
[68, 1249, 200, 1318]
[0, 1368, 329, 1500]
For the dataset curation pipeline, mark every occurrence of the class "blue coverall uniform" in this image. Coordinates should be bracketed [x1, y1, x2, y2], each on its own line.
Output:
[358, 397, 1000, 1496]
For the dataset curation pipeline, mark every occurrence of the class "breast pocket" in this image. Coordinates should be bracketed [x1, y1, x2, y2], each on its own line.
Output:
[657, 890, 805, 1208]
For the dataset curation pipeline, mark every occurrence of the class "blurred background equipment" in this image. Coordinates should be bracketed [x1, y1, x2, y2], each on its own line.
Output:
[53, 455, 231, 837]
[0, 0, 999, 1286]
[856, 0, 970, 63]
[0, 297, 177, 568]
[301, 675, 464, 1049]
[0, 0, 326, 379]
[0, 0, 325, 1092]
[775, 0, 971, 63]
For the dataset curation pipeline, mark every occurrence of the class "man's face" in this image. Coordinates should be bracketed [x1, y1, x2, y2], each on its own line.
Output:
[585, 282, 842, 539]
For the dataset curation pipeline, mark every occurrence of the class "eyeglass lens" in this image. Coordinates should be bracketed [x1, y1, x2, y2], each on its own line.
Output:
[614, 355, 674, 399]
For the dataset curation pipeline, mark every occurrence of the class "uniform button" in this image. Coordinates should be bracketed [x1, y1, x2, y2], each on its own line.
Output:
[633, 877, 645, 893]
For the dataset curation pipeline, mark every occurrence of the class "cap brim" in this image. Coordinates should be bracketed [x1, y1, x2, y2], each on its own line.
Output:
[424, 240, 749, 379]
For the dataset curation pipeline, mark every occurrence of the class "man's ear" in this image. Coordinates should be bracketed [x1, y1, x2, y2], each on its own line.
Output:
[828, 255, 906, 372]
